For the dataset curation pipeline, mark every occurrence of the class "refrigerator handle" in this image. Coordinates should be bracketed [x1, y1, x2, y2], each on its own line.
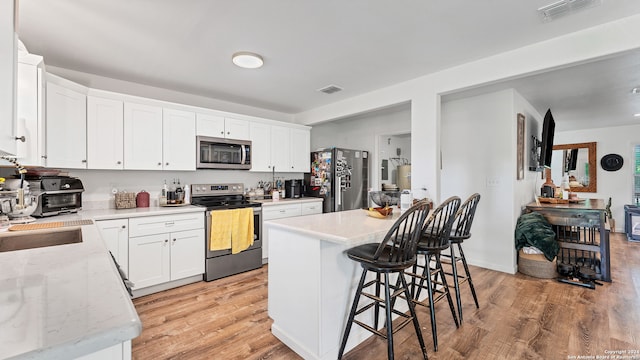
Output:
[336, 176, 342, 210]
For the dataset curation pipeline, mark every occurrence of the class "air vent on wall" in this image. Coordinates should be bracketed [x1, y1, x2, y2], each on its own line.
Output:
[537, 0, 602, 22]
[317, 84, 343, 94]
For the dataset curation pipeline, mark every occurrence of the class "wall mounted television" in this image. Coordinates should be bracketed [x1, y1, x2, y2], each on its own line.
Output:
[539, 109, 556, 169]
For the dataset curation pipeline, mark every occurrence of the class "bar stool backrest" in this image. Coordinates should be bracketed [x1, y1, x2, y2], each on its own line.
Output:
[372, 200, 431, 264]
[452, 193, 481, 239]
[419, 196, 461, 249]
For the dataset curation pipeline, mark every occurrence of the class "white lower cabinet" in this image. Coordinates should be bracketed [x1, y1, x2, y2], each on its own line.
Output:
[95, 219, 129, 275]
[127, 213, 204, 290]
[262, 200, 323, 261]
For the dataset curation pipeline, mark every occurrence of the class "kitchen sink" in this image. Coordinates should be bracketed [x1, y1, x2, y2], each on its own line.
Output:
[0, 228, 83, 252]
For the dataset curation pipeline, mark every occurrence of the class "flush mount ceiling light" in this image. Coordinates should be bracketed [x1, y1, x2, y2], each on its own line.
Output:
[232, 52, 264, 69]
[634, 113, 640, 117]
[632, 87, 640, 94]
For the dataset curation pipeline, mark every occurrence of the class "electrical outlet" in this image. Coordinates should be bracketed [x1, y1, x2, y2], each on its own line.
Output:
[486, 177, 500, 187]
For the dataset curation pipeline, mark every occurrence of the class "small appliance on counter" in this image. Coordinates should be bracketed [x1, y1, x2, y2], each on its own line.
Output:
[26, 175, 84, 217]
[284, 179, 303, 199]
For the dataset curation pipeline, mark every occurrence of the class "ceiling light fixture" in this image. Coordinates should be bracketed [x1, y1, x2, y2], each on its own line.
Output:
[632, 87, 640, 94]
[634, 113, 640, 117]
[232, 52, 264, 69]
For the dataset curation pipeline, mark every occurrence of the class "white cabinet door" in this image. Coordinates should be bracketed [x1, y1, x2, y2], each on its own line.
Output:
[96, 219, 129, 275]
[0, 0, 16, 156]
[290, 128, 310, 172]
[196, 113, 225, 137]
[129, 233, 171, 289]
[123, 102, 163, 170]
[270, 125, 290, 172]
[224, 117, 250, 140]
[301, 201, 323, 216]
[46, 82, 87, 168]
[170, 229, 205, 280]
[5, 58, 45, 166]
[249, 121, 272, 172]
[87, 96, 124, 169]
[162, 108, 196, 171]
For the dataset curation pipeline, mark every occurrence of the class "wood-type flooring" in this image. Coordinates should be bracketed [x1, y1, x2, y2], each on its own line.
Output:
[132, 232, 640, 359]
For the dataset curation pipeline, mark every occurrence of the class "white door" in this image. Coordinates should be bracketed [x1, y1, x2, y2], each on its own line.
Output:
[46, 82, 87, 168]
[123, 102, 163, 170]
[162, 108, 196, 171]
[87, 96, 124, 169]
[270, 125, 290, 172]
[249, 122, 272, 172]
[290, 128, 310, 172]
[224, 117, 250, 140]
[196, 113, 225, 137]
[96, 219, 129, 275]
[170, 229, 205, 280]
[129, 233, 170, 289]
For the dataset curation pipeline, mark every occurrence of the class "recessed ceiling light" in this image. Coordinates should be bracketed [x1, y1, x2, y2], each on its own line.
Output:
[634, 113, 640, 117]
[632, 87, 640, 94]
[232, 52, 264, 69]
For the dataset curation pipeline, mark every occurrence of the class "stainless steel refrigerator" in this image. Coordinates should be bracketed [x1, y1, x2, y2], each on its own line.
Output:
[305, 148, 369, 213]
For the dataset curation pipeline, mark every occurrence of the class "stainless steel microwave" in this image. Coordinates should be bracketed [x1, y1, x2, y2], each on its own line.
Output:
[197, 136, 251, 170]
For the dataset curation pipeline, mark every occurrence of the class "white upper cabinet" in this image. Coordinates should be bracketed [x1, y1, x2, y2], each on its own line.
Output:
[87, 96, 123, 169]
[196, 113, 249, 140]
[270, 125, 290, 172]
[46, 81, 87, 169]
[290, 128, 310, 172]
[1, 54, 47, 167]
[0, 0, 16, 156]
[124, 102, 163, 170]
[250, 122, 310, 173]
[162, 108, 196, 171]
[249, 121, 272, 172]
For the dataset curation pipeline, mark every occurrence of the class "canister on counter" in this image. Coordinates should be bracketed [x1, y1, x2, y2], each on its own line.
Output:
[136, 190, 150, 207]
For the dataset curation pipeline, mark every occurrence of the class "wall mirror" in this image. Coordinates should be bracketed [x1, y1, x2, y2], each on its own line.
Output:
[551, 142, 597, 193]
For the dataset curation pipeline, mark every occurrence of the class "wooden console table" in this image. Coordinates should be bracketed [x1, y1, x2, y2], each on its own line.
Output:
[525, 198, 611, 282]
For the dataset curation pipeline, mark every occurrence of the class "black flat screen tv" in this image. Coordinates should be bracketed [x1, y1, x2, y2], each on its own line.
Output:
[539, 109, 556, 169]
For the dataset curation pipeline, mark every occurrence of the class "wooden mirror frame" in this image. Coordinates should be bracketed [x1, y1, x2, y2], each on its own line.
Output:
[552, 142, 597, 193]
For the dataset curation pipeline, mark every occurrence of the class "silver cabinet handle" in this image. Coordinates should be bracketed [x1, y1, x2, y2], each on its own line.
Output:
[82, 159, 87, 163]
[166, 162, 169, 166]
[41, 155, 47, 159]
[227, 131, 230, 135]
[117, 161, 122, 165]
[158, 162, 162, 166]
[15, 136, 25, 142]
[220, 131, 224, 135]
[121, 225, 126, 229]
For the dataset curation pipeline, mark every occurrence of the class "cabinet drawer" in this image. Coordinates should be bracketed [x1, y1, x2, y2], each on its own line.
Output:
[301, 202, 323, 216]
[263, 204, 302, 220]
[129, 212, 204, 237]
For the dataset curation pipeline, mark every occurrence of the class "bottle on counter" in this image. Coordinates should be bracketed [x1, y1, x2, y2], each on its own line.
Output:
[183, 184, 191, 204]
[175, 178, 184, 204]
[159, 180, 168, 206]
[561, 174, 571, 200]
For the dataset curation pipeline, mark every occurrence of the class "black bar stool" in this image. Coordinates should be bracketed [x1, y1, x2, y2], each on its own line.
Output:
[338, 200, 431, 360]
[408, 196, 461, 352]
[441, 193, 481, 323]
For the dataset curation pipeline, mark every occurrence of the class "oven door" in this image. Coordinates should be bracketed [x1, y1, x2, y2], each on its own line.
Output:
[197, 136, 251, 170]
[36, 191, 82, 217]
[206, 207, 262, 258]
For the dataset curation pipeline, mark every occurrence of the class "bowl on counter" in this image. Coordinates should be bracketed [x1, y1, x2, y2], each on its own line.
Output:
[365, 207, 393, 219]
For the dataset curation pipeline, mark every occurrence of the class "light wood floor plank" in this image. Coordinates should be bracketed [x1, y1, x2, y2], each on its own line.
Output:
[132, 232, 640, 359]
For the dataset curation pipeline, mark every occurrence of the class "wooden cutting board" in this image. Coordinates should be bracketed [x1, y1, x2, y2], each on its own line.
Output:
[9, 219, 94, 231]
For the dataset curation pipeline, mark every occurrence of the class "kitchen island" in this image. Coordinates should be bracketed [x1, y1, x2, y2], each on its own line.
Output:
[266, 208, 404, 360]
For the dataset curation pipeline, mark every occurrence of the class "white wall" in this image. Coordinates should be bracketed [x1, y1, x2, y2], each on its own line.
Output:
[554, 123, 640, 230]
[441, 89, 542, 274]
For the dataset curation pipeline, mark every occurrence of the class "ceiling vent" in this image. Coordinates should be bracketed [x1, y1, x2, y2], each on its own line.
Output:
[537, 0, 602, 22]
[317, 85, 343, 94]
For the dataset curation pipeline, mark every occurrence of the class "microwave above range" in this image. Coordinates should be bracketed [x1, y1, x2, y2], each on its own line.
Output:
[197, 136, 251, 170]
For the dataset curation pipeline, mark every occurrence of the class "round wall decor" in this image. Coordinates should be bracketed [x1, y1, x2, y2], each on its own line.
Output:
[600, 153, 623, 171]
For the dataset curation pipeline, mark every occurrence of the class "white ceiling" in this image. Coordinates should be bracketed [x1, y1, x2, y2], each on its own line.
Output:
[16, 0, 640, 129]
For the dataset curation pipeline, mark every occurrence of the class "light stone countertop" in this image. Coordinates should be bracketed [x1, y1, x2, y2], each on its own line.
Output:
[264, 208, 399, 246]
[0, 206, 205, 360]
[254, 197, 323, 207]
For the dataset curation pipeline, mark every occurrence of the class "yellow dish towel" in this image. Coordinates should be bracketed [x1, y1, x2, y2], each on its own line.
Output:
[209, 210, 233, 251]
[231, 208, 254, 254]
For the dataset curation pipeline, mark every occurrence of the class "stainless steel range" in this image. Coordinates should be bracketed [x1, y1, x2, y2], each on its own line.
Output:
[190, 183, 262, 281]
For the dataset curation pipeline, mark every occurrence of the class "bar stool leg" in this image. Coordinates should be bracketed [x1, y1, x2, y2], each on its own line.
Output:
[436, 255, 459, 328]
[375, 273, 381, 330]
[399, 274, 429, 359]
[449, 245, 463, 322]
[338, 269, 368, 360]
[423, 253, 438, 351]
[458, 243, 479, 308]
[384, 273, 394, 360]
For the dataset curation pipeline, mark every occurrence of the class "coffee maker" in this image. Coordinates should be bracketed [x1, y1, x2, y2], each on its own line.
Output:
[284, 179, 303, 199]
